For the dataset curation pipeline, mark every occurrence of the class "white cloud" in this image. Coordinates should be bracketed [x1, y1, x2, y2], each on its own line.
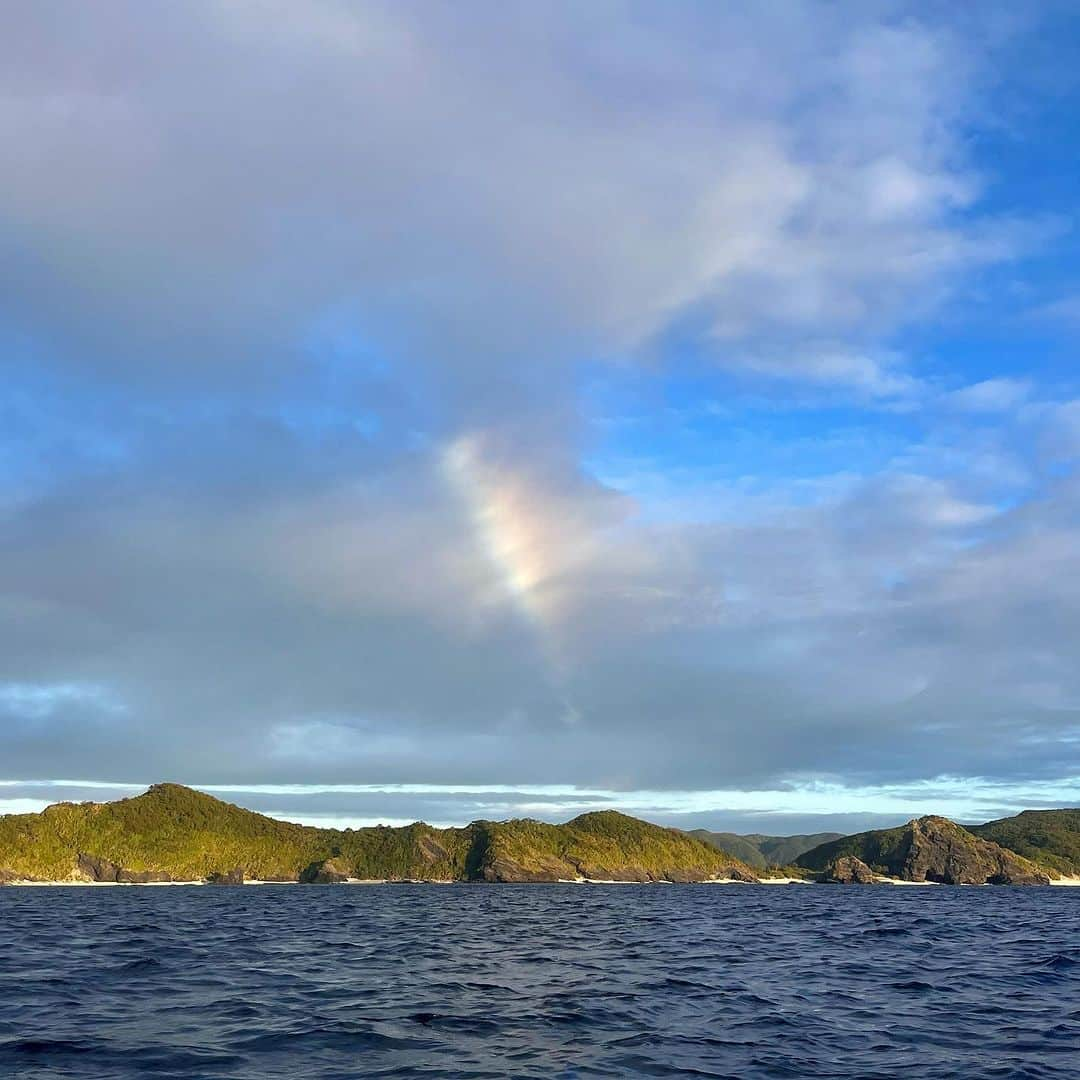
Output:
[0, 1, 1018, 399]
[2, 776, 1078, 832]
[733, 347, 924, 400]
[1031, 291, 1080, 327]
[0, 4, 1074, 812]
[945, 378, 1031, 413]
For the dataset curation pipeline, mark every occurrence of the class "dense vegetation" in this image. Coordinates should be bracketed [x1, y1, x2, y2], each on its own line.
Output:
[0, 785, 754, 883]
[484, 811, 755, 881]
[796, 822, 914, 874]
[690, 830, 843, 869]
[0, 784, 475, 882]
[6, 786, 1071, 886]
[967, 809, 1080, 876]
[687, 831, 763, 867]
[752, 833, 846, 867]
[720, 810, 1080, 880]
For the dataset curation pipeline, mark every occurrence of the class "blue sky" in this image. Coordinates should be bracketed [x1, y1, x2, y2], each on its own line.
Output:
[1, 1, 1079, 832]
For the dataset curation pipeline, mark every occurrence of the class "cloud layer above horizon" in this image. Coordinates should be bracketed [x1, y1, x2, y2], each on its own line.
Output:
[2, 2, 1079, 831]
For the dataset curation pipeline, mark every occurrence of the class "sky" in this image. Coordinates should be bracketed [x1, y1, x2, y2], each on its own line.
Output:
[2, 1, 1080, 835]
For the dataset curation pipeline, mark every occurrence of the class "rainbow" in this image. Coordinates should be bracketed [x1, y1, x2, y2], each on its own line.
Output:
[442, 435, 553, 624]
[441, 434, 575, 696]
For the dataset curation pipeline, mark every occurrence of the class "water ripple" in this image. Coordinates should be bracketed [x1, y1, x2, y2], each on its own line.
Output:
[0, 885, 1077, 1078]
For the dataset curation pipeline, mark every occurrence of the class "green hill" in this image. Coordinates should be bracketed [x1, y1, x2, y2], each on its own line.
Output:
[796, 815, 1050, 885]
[0, 784, 757, 884]
[688, 830, 766, 868]
[752, 833, 846, 867]
[690, 830, 844, 869]
[482, 811, 755, 882]
[966, 809, 1080, 876]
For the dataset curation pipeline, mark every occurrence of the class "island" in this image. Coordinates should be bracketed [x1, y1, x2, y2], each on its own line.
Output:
[0, 784, 1076, 886]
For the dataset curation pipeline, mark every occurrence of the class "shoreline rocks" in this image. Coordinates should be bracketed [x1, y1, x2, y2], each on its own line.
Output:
[300, 857, 350, 884]
[77, 852, 172, 884]
[206, 867, 244, 886]
[821, 856, 877, 884]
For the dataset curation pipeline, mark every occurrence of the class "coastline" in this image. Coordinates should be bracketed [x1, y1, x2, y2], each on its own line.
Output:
[4, 878, 422, 887]
[6, 873, 1080, 888]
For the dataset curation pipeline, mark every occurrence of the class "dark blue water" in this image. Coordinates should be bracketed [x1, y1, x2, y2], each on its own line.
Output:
[1, 885, 1078, 1079]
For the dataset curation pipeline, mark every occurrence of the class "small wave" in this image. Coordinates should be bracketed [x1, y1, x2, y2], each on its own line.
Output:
[237, 1025, 430, 1053]
[0, 1037, 100, 1056]
[1, 883, 1077, 1078]
[1038, 952, 1079, 971]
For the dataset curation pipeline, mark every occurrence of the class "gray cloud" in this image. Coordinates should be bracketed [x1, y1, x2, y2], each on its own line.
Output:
[2, 429, 1078, 799]
[1, 3, 1077, 828]
[1, 1, 1014, 400]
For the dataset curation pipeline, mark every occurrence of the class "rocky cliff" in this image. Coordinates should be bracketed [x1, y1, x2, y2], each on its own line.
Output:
[798, 815, 1050, 884]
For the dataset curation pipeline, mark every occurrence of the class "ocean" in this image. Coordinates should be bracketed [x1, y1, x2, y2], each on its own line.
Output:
[1, 883, 1077, 1079]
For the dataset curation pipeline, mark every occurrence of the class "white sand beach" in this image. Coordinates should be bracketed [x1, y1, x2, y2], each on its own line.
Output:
[6, 872, 1079, 887]
[8, 879, 206, 887]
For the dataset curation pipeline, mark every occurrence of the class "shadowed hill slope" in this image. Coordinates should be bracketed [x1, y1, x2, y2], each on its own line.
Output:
[751, 832, 846, 867]
[0, 785, 757, 884]
[966, 809, 1080, 876]
[690, 830, 843, 869]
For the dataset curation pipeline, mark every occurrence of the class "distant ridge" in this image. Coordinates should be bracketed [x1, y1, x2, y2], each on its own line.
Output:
[0, 784, 758, 885]
[690, 830, 843, 870]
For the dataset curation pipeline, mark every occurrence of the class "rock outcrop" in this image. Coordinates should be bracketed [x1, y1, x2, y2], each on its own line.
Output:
[821, 855, 877, 884]
[479, 857, 562, 883]
[726, 867, 760, 883]
[77, 852, 171, 883]
[901, 816, 1049, 885]
[798, 816, 1051, 885]
[116, 868, 172, 883]
[77, 852, 120, 882]
[418, 834, 450, 863]
[300, 857, 351, 884]
[477, 856, 759, 884]
[206, 867, 244, 885]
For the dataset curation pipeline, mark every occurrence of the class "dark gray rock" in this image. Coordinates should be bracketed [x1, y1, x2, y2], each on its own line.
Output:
[77, 852, 171, 883]
[726, 867, 761, 883]
[117, 868, 172, 883]
[300, 857, 351, 883]
[77, 852, 120, 882]
[821, 855, 877, 884]
[480, 857, 561, 882]
[206, 867, 244, 886]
